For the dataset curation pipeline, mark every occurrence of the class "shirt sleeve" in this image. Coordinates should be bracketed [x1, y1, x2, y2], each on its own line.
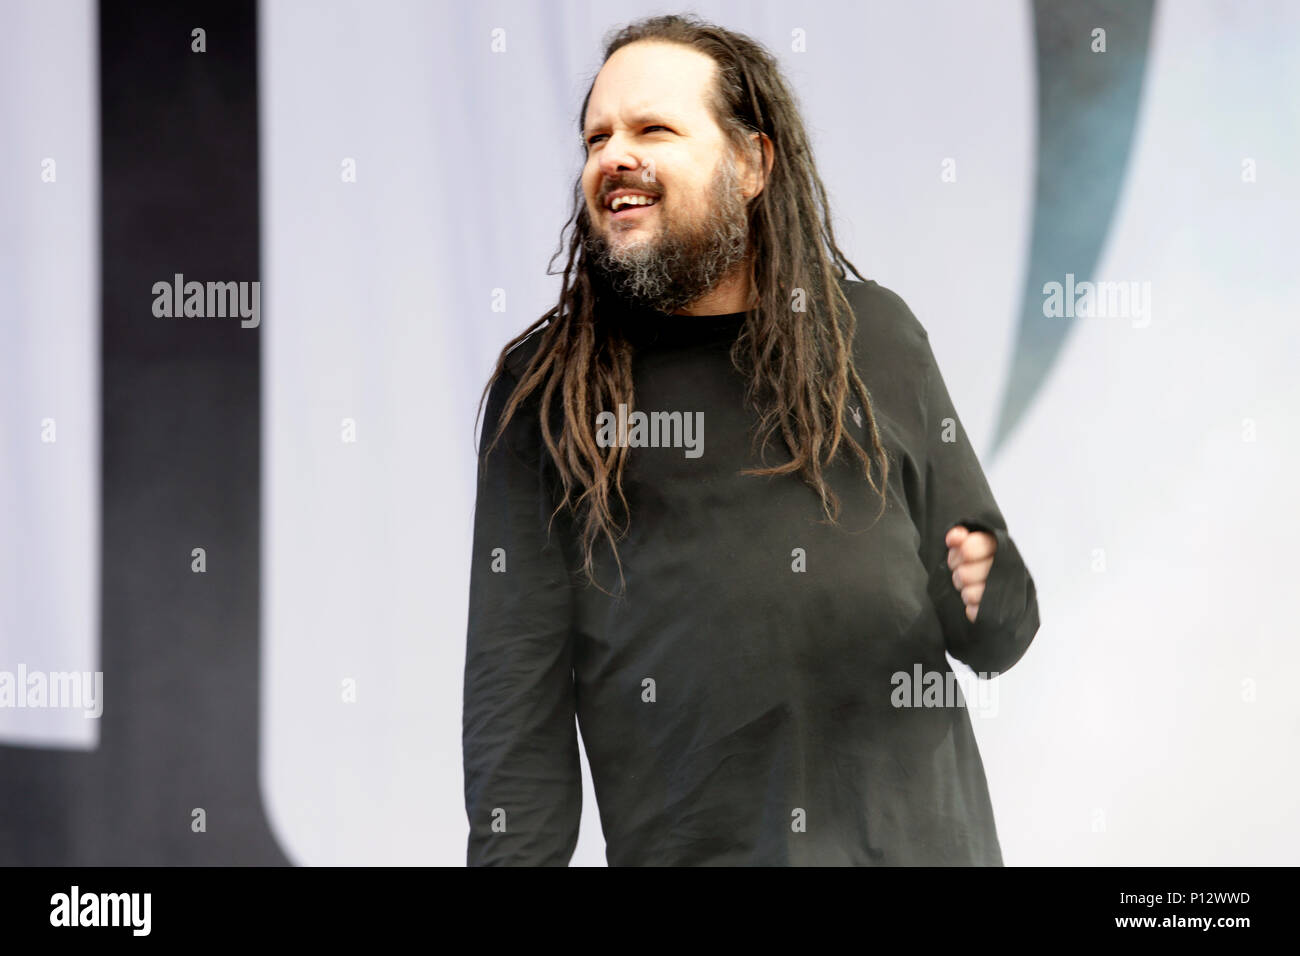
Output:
[915, 331, 1041, 676]
[462, 362, 582, 866]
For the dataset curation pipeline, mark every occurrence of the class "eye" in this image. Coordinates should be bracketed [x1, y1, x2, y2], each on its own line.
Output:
[585, 125, 673, 148]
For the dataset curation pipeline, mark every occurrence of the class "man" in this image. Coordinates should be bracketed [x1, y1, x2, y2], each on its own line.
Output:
[463, 14, 1040, 866]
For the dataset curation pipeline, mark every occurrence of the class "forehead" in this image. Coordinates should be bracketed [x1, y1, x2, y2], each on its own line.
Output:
[583, 41, 719, 131]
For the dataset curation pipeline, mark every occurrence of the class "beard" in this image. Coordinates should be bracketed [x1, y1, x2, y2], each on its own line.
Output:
[583, 151, 750, 314]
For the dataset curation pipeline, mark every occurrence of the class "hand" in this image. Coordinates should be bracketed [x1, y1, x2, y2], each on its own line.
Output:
[946, 525, 997, 623]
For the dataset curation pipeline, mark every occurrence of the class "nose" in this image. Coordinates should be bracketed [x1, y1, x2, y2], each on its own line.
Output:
[598, 134, 642, 179]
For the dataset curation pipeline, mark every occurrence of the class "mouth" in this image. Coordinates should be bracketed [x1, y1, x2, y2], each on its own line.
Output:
[604, 192, 661, 220]
[610, 202, 658, 221]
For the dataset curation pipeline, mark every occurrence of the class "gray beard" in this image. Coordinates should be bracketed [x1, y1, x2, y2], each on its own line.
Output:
[583, 153, 750, 314]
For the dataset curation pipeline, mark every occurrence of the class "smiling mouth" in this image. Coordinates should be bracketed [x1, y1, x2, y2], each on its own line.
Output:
[609, 201, 659, 220]
[605, 193, 662, 217]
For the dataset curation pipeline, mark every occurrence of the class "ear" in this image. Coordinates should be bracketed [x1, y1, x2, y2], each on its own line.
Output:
[740, 131, 775, 199]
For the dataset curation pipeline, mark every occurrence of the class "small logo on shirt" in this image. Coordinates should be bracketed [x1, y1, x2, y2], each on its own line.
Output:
[848, 403, 863, 428]
[595, 403, 703, 459]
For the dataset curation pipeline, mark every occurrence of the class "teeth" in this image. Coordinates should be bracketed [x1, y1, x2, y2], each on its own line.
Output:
[610, 194, 658, 212]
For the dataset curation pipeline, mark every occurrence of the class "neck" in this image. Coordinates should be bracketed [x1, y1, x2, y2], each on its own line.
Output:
[671, 260, 753, 316]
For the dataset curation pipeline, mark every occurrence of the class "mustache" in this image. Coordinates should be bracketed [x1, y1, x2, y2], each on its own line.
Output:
[599, 180, 663, 202]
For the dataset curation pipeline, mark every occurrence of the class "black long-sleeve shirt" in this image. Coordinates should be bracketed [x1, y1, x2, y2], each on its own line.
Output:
[462, 277, 1040, 866]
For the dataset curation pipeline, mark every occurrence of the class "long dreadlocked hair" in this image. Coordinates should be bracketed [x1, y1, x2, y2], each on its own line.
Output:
[476, 13, 890, 595]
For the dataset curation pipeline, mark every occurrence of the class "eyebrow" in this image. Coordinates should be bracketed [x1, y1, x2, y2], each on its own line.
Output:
[582, 112, 679, 139]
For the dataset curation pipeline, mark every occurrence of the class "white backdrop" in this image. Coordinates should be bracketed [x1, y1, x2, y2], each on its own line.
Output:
[268, 0, 1295, 865]
[0, 0, 99, 750]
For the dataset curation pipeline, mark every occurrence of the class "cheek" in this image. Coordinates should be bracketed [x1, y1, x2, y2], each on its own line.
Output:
[581, 166, 599, 208]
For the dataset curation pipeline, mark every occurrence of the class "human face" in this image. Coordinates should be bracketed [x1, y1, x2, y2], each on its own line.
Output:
[580, 42, 762, 311]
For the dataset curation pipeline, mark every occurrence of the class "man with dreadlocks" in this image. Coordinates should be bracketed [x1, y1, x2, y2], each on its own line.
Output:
[463, 14, 1040, 866]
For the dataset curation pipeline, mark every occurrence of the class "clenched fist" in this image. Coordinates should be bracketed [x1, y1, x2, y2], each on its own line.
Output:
[946, 525, 998, 623]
